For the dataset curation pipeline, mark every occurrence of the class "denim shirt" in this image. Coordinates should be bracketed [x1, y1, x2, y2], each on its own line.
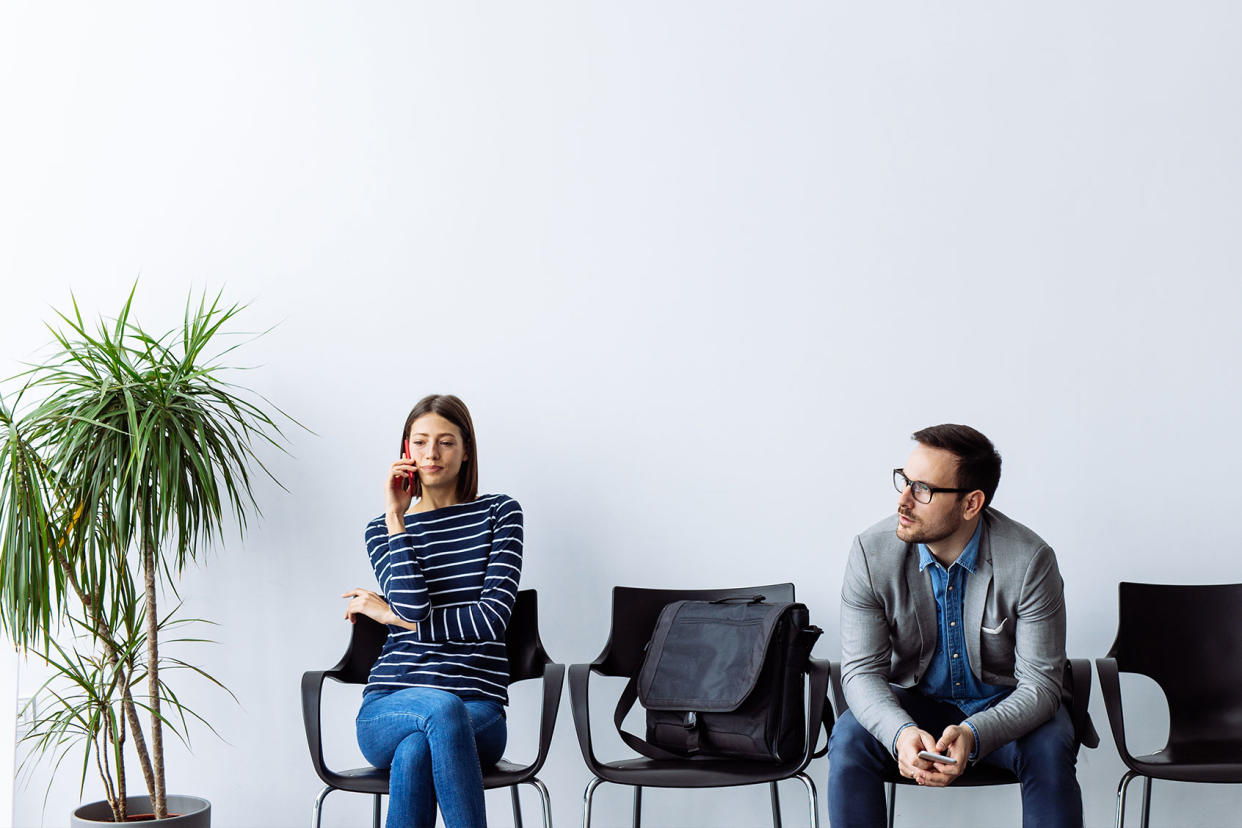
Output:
[893, 519, 1011, 758]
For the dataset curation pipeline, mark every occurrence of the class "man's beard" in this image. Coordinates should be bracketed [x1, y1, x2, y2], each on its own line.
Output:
[896, 508, 961, 545]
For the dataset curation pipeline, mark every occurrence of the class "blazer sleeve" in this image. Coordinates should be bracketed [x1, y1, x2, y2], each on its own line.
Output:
[414, 497, 524, 643]
[962, 544, 1066, 756]
[839, 533, 916, 756]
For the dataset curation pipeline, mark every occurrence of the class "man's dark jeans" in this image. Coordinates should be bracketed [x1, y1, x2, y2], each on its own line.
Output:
[827, 686, 1082, 828]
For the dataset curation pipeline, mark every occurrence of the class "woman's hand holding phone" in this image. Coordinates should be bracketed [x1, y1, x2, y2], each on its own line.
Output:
[385, 451, 417, 530]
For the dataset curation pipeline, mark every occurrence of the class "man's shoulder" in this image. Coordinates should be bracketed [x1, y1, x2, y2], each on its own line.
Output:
[856, 513, 903, 550]
[852, 515, 913, 578]
[982, 508, 1052, 557]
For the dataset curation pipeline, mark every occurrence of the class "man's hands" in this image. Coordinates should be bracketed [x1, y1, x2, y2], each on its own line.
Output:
[896, 723, 974, 787]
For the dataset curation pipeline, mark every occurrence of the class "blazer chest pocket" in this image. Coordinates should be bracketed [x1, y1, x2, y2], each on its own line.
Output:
[979, 616, 1015, 675]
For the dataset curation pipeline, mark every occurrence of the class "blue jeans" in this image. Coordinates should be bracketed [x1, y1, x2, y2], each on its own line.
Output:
[827, 686, 1082, 828]
[357, 688, 507, 828]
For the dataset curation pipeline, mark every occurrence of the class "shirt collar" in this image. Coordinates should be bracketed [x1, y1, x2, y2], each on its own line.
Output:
[918, 517, 984, 573]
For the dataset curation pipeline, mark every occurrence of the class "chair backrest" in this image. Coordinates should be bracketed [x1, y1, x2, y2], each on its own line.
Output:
[591, 583, 796, 677]
[1107, 581, 1242, 746]
[504, 590, 553, 682]
[328, 589, 549, 685]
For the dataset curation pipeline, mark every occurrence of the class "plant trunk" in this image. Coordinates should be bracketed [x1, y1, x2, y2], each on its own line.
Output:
[115, 673, 128, 823]
[94, 730, 120, 823]
[143, 536, 167, 820]
[116, 675, 152, 818]
[49, 545, 149, 821]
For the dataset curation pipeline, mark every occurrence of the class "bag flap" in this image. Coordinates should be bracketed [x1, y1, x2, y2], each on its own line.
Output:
[637, 599, 798, 713]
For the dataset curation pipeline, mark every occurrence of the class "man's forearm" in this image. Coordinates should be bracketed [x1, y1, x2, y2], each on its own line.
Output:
[842, 671, 921, 756]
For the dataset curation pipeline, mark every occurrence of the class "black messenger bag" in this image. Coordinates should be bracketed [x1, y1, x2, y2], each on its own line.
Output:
[613, 596, 822, 763]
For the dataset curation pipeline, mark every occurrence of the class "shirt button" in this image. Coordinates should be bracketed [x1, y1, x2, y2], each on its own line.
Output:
[950, 621, 956, 627]
[955, 682, 961, 686]
[952, 653, 959, 659]
[947, 586, 953, 591]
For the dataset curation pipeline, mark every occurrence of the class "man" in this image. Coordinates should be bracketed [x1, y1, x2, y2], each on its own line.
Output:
[828, 425, 1082, 827]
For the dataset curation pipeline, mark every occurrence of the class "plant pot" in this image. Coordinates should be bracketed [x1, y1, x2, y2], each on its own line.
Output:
[71, 795, 210, 826]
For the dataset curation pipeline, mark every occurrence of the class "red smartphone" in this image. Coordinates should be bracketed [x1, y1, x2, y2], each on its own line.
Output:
[402, 439, 416, 491]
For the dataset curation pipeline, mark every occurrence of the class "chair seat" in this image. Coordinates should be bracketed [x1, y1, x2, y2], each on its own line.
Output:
[323, 758, 539, 793]
[482, 758, 539, 788]
[591, 756, 809, 788]
[1126, 742, 1242, 784]
[322, 766, 390, 794]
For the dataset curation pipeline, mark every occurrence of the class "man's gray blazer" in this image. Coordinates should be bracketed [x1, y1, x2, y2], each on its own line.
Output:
[839, 507, 1066, 758]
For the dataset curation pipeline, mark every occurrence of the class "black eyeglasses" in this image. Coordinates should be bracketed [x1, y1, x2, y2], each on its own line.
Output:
[892, 468, 971, 504]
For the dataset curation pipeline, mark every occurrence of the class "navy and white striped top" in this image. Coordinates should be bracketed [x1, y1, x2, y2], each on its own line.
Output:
[364, 493, 523, 704]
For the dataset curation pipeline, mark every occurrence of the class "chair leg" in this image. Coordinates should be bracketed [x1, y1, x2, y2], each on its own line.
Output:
[511, 785, 525, 828]
[794, 772, 820, 828]
[527, 778, 553, 828]
[886, 781, 896, 828]
[311, 785, 333, 828]
[1140, 776, 1153, 828]
[582, 777, 604, 828]
[372, 793, 382, 828]
[1116, 770, 1140, 828]
[770, 781, 783, 828]
[632, 785, 643, 828]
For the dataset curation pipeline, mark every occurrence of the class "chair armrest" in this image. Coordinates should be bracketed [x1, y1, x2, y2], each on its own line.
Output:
[1067, 658, 1099, 749]
[301, 670, 331, 779]
[530, 662, 566, 777]
[568, 663, 604, 770]
[1095, 657, 1139, 767]
[805, 658, 833, 762]
[828, 661, 847, 717]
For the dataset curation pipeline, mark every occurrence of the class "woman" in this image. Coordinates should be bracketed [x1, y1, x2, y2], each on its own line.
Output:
[342, 394, 523, 828]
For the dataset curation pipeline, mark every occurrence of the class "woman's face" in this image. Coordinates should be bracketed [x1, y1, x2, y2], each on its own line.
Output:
[407, 412, 468, 491]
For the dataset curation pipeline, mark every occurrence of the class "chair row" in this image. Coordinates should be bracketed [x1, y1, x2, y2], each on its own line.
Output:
[302, 581, 1242, 828]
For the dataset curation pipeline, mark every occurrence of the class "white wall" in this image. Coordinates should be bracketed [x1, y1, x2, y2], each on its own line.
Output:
[3, 2, 1241, 826]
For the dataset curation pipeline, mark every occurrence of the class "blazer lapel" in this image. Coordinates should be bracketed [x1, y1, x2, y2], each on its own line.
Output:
[905, 552, 938, 663]
[964, 521, 993, 677]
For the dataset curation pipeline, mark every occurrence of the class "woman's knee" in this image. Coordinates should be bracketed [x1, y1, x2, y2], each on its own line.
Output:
[416, 688, 468, 717]
[417, 690, 474, 739]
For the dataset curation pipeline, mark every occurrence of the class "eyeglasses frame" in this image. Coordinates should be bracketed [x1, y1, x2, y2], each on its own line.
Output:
[892, 468, 973, 504]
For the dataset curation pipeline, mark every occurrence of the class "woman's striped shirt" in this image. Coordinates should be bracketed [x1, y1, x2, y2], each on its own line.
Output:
[364, 493, 523, 704]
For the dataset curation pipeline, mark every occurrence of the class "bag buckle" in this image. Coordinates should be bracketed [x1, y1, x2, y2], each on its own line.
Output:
[683, 711, 697, 730]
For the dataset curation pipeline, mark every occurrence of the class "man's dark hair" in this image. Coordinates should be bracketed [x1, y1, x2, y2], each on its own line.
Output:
[911, 424, 1002, 508]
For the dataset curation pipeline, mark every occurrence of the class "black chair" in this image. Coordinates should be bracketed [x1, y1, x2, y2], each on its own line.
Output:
[569, 584, 831, 828]
[302, 589, 565, 828]
[1096, 582, 1242, 828]
[829, 659, 1098, 828]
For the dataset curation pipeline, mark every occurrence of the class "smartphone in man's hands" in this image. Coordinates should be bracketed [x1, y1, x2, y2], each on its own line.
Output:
[918, 750, 957, 765]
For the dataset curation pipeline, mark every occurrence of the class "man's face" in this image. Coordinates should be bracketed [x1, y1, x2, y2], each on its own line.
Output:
[896, 443, 967, 545]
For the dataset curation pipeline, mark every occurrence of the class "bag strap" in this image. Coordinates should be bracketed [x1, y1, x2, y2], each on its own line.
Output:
[613, 669, 688, 760]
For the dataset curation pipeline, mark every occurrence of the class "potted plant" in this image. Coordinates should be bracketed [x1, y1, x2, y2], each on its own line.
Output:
[0, 287, 294, 824]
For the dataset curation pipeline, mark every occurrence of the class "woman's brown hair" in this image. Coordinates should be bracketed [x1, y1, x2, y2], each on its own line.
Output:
[400, 394, 479, 502]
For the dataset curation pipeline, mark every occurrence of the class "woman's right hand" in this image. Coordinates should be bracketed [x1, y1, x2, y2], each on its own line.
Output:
[385, 457, 417, 519]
